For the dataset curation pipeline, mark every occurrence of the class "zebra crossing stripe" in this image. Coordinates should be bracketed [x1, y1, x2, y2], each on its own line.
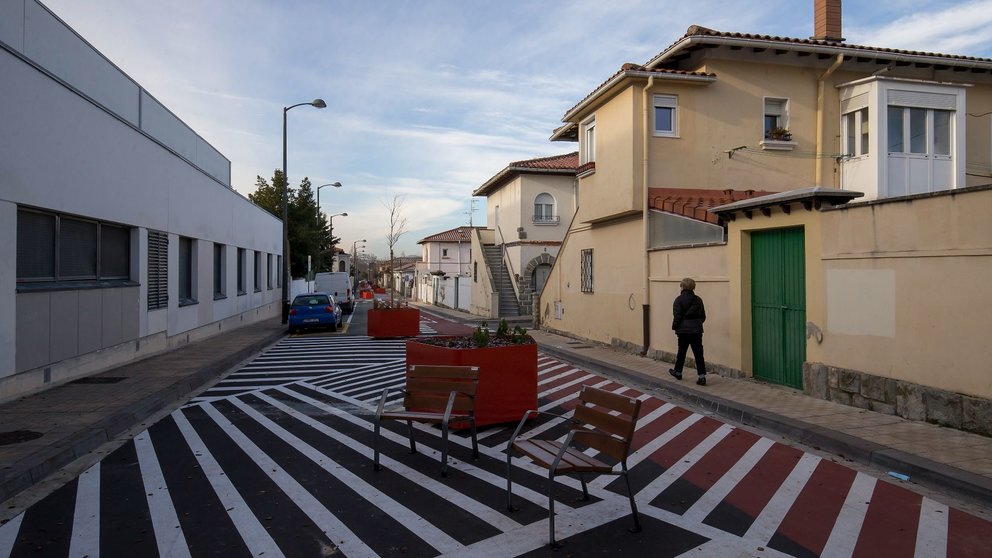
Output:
[197, 403, 377, 557]
[635, 423, 735, 502]
[0, 513, 23, 557]
[133, 431, 192, 558]
[538, 378, 611, 412]
[171, 411, 284, 558]
[68, 463, 100, 558]
[682, 436, 776, 523]
[227, 397, 464, 555]
[819, 471, 877, 557]
[914, 498, 949, 558]
[743, 452, 821, 545]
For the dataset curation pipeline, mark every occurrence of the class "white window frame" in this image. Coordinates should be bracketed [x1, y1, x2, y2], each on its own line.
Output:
[653, 95, 678, 138]
[533, 192, 557, 224]
[763, 97, 789, 139]
[581, 116, 596, 163]
[843, 107, 870, 158]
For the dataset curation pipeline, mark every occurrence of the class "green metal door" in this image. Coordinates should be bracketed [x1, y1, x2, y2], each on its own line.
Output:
[751, 227, 806, 388]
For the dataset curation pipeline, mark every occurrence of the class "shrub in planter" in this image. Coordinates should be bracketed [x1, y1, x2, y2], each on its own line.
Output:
[405, 320, 538, 427]
[367, 298, 420, 338]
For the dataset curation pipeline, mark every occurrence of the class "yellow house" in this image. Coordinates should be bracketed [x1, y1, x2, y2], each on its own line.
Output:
[539, 1, 992, 435]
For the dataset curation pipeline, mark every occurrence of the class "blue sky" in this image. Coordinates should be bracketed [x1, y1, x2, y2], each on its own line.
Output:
[42, 0, 992, 257]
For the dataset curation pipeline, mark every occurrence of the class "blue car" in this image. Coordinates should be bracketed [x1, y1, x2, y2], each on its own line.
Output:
[288, 292, 343, 333]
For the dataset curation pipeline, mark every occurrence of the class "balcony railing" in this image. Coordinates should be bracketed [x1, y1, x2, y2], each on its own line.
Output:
[532, 215, 560, 224]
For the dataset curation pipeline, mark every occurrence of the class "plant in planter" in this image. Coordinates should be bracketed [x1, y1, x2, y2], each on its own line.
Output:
[766, 127, 793, 141]
[406, 319, 538, 427]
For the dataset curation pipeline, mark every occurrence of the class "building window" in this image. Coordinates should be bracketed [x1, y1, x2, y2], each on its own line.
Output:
[267, 254, 273, 289]
[887, 106, 951, 156]
[442, 248, 449, 258]
[147, 230, 168, 310]
[237, 248, 246, 295]
[844, 108, 870, 156]
[653, 95, 678, 137]
[276, 255, 282, 287]
[764, 97, 789, 139]
[213, 243, 226, 299]
[580, 249, 593, 293]
[16, 209, 131, 284]
[254, 252, 262, 292]
[534, 193, 557, 223]
[581, 116, 596, 163]
[178, 236, 196, 305]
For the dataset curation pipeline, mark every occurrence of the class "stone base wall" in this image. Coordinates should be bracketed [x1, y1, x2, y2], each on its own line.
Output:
[804, 362, 992, 437]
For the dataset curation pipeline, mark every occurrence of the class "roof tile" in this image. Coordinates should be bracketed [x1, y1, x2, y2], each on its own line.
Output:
[648, 187, 776, 224]
[417, 226, 478, 244]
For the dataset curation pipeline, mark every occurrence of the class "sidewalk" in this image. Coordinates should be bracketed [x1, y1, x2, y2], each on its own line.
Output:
[412, 302, 992, 508]
[0, 317, 286, 506]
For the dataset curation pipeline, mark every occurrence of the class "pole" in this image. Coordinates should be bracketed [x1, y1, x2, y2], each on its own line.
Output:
[315, 186, 322, 279]
[281, 107, 290, 323]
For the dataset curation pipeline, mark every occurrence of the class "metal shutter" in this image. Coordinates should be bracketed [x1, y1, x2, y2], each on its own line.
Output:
[147, 231, 168, 310]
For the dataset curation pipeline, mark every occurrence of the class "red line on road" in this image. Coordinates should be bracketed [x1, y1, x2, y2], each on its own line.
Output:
[644, 415, 724, 467]
[852, 479, 922, 558]
[769, 458, 858, 557]
[674, 427, 763, 493]
[947, 507, 992, 558]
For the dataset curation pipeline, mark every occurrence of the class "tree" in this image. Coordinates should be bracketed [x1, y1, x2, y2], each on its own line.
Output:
[383, 194, 408, 306]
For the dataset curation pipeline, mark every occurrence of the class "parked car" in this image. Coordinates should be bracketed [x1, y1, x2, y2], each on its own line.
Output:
[288, 292, 343, 333]
[314, 272, 355, 313]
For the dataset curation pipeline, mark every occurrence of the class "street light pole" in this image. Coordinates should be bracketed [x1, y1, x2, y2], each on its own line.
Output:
[282, 98, 326, 324]
[315, 182, 342, 278]
[325, 212, 347, 272]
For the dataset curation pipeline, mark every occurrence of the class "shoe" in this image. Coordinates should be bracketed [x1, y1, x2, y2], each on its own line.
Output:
[696, 376, 706, 386]
[669, 368, 682, 380]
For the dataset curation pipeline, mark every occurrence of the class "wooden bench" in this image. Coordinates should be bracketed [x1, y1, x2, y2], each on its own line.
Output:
[505, 385, 643, 548]
[373, 365, 480, 477]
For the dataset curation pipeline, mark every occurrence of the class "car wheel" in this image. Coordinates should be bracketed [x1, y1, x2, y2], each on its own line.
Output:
[288, 327, 296, 335]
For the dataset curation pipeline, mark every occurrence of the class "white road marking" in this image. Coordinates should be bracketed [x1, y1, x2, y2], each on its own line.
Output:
[68, 462, 100, 558]
[914, 497, 949, 558]
[133, 431, 192, 558]
[819, 471, 877, 558]
[743, 452, 821, 544]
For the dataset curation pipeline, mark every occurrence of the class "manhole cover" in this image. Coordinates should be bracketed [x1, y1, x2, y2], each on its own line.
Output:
[0, 430, 43, 446]
[69, 376, 128, 384]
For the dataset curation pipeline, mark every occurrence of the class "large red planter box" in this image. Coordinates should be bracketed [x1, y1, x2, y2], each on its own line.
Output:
[367, 308, 420, 338]
[405, 337, 538, 427]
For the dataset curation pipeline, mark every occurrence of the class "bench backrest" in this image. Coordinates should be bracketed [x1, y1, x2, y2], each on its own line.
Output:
[572, 385, 642, 462]
[405, 365, 480, 413]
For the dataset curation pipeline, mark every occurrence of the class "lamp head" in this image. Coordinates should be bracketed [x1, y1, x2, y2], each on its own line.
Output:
[341, 212, 348, 217]
[311, 99, 327, 108]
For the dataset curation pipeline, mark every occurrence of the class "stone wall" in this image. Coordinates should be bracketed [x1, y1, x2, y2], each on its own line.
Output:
[804, 362, 992, 437]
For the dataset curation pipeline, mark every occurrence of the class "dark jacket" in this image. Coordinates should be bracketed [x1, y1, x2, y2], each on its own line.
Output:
[672, 289, 705, 335]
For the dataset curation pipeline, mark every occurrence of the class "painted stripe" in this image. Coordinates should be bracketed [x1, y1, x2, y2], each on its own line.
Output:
[171, 411, 285, 558]
[914, 498, 948, 558]
[0, 513, 24, 558]
[819, 471, 877, 557]
[133, 431, 192, 558]
[682, 436, 775, 523]
[198, 402, 378, 557]
[852, 478, 922, 557]
[635, 423, 734, 501]
[228, 396, 463, 554]
[68, 462, 100, 558]
[744, 452, 820, 544]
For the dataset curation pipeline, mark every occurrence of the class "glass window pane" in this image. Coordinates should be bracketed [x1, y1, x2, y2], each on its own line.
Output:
[179, 237, 192, 300]
[909, 108, 927, 154]
[59, 218, 97, 279]
[845, 112, 856, 156]
[934, 110, 951, 156]
[859, 108, 869, 155]
[655, 106, 673, 133]
[17, 210, 55, 280]
[99, 225, 129, 279]
[887, 106, 904, 152]
[214, 244, 223, 295]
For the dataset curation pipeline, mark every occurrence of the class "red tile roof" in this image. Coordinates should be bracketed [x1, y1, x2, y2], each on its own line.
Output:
[648, 188, 776, 224]
[473, 152, 578, 197]
[558, 65, 717, 122]
[417, 226, 478, 244]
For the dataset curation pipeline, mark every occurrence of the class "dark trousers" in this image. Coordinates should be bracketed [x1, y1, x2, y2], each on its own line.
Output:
[674, 333, 706, 376]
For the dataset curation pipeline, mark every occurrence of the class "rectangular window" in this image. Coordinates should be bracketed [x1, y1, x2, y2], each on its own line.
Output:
[147, 231, 168, 310]
[17, 209, 131, 284]
[887, 106, 952, 156]
[237, 248, 246, 295]
[276, 255, 282, 287]
[100, 225, 130, 279]
[763, 97, 788, 138]
[909, 108, 927, 154]
[580, 249, 593, 293]
[213, 243, 226, 299]
[267, 254, 273, 289]
[17, 210, 55, 281]
[581, 116, 596, 163]
[254, 252, 262, 292]
[442, 248, 449, 257]
[653, 95, 678, 137]
[887, 106, 904, 152]
[178, 237, 196, 305]
[934, 110, 952, 156]
[843, 108, 869, 157]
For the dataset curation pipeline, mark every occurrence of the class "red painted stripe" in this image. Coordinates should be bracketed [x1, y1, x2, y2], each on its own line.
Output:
[677, 427, 763, 492]
[947, 507, 992, 558]
[772, 459, 858, 556]
[632, 406, 695, 449]
[852, 479, 921, 558]
[715, 442, 805, 520]
[645, 415, 723, 467]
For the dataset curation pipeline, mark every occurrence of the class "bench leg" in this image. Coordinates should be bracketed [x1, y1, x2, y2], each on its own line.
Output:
[406, 420, 416, 453]
[373, 417, 382, 471]
[506, 450, 515, 511]
[470, 418, 479, 460]
[548, 471, 561, 548]
[622, 466, 642, 533]
[579, 474, 590, 501]
[440, 419, 450, 477]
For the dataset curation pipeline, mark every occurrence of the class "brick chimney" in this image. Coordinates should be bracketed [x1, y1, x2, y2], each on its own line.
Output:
[812, 0, 844, 42]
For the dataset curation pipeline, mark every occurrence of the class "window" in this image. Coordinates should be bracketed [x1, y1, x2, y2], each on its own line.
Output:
[178, 236, 196, 305]
[843, 108, 870, 157]
[147, 230, 168, 310]
[276, 256, 282, 287]
[763, 98, 789, 139]
[237, 248, 246, 295]
[16, 209, 131, 284]
[213, 243, 226, 299]
[653, 95, 678, 137]
[887, 106, 952, 157]
[534, 193, 557, 223]
[581, 116, 596, 163]
[442, 248, 449, 258]
[267, 254, 273, 289]
[254, 252, 262, 292]
[580, 249, 593, 293]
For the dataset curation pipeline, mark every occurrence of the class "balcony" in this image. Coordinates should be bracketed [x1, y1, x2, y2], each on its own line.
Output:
[532, 215, 560, 225]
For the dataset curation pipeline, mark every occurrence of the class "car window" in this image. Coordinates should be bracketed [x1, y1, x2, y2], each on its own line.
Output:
[293, 295, 330, 306]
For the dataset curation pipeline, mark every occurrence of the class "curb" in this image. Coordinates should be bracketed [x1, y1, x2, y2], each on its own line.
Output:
[536, 340, 992, 507]
[0, 326, 285, 505]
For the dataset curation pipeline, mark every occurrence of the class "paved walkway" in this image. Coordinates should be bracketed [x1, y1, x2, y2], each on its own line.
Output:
[410, 302, 992, 509]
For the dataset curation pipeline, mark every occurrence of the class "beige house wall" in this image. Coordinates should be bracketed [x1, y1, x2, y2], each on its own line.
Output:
[519, 174, 575, 241]
[576, 87, 640, 223]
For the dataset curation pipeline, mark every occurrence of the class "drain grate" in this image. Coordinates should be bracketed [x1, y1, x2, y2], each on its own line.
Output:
[69, 376, 128, 385]
[0, 430, 43, 446]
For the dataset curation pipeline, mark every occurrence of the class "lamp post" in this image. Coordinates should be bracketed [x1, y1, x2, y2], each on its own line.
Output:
[325, 212, 347, 272]
[282, 98, 326, 324]
[351, 239, 366, 284]
[315, 182, 342, 278]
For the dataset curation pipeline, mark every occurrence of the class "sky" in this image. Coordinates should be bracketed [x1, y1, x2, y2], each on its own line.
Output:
[41, 0, 992, 258]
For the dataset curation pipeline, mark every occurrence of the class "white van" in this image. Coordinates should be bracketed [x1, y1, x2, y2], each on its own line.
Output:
[314, 272, 355, 313]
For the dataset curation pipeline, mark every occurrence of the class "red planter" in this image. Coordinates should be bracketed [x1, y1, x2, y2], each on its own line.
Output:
[367, 308, 420, 338]
[405, 337, 538, 427]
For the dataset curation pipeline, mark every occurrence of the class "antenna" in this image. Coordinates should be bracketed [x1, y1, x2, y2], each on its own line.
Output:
[465, 198, 479, 227]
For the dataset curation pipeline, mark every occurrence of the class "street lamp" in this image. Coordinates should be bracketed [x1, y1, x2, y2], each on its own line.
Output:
[351, 239, 366, 282]
[282, 98, 326, 324]
[315, 182, 342, 277]
[325, 212, 347, 272]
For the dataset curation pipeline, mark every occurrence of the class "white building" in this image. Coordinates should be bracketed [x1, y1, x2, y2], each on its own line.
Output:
[0, 1, 282, 400]
[414, 227, 476, 311]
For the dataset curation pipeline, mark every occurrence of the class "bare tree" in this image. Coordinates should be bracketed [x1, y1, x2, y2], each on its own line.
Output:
[383, 194, 408, 306]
